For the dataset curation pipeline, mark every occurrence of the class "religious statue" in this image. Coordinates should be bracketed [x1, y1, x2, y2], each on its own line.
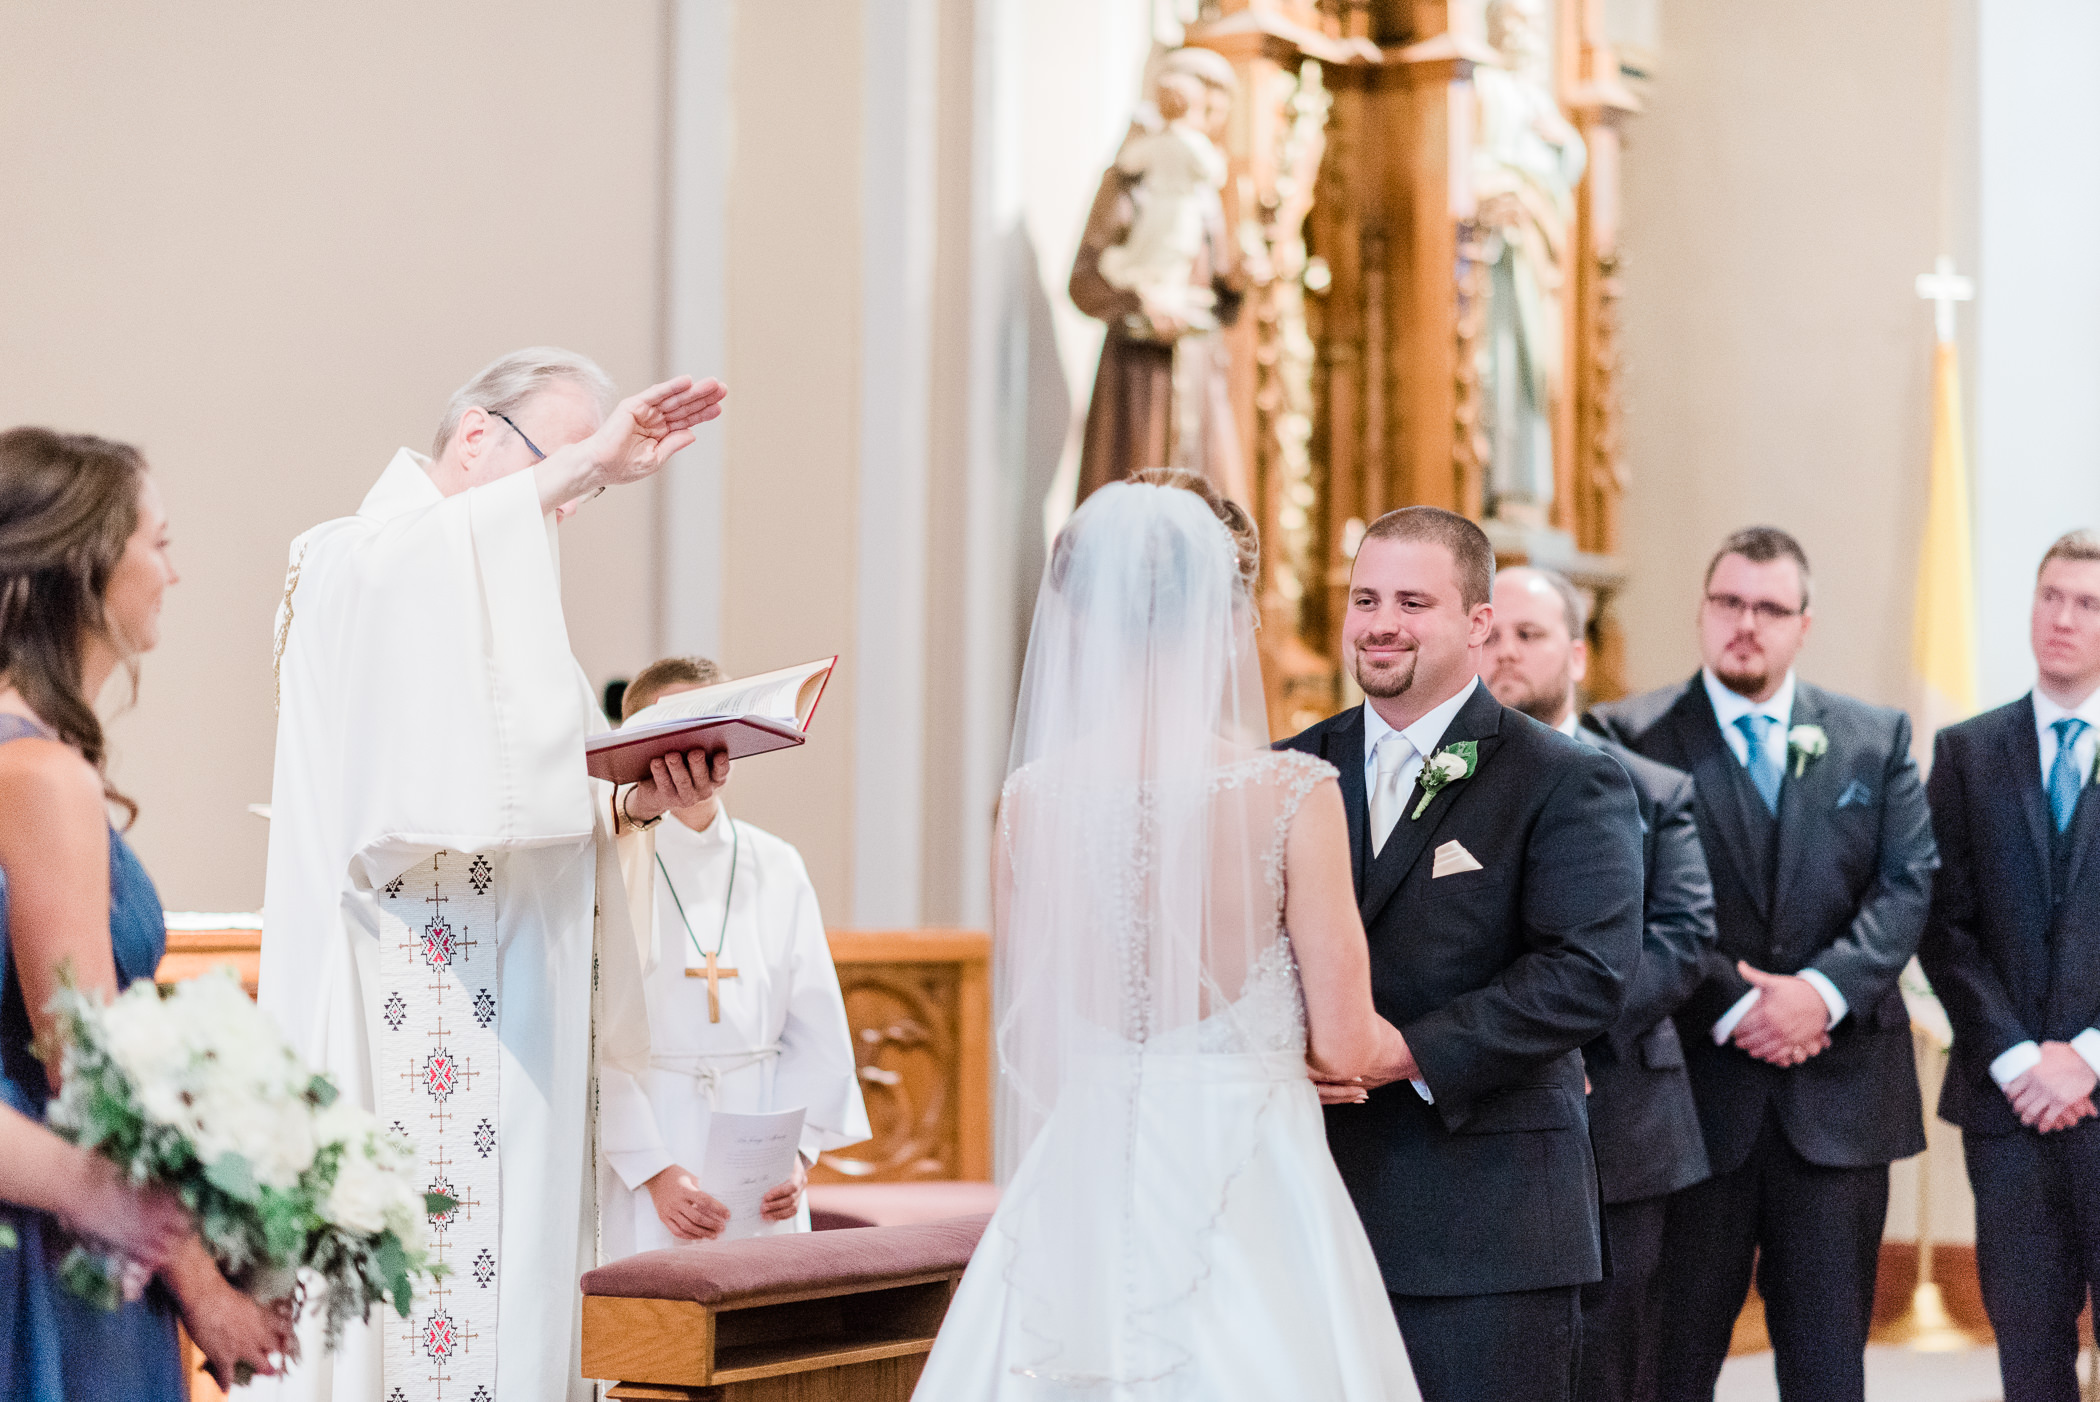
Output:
[1472, 0, 1586, 528]
[1070, 46, 1252, 508]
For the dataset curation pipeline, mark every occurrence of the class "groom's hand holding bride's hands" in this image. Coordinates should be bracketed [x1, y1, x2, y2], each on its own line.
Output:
[1310, 1028, 1421, 1105]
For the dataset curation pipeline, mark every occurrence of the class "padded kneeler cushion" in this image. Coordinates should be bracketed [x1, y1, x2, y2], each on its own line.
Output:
[580, 1213, 990, 1307]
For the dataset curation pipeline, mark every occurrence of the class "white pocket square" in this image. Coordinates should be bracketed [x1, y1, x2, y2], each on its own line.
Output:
[1432, 840, 1483, 878]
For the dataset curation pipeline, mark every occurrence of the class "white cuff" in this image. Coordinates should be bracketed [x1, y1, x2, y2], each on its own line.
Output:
[1411, 1079, 1434, 1104]
[1712, 988, 1761, 1045]
[1798, 969, 1849, 1030]
[1990, 1040, 2043, 1088]
[2072, 1030, 2100, 1081]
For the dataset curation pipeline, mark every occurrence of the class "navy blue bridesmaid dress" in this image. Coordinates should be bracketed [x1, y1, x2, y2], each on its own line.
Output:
[0, 714, 185, 1401]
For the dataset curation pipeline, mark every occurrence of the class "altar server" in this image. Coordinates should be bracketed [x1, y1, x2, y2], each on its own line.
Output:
[603, 657, 870, 1259]
[259, 349, 727, 1402]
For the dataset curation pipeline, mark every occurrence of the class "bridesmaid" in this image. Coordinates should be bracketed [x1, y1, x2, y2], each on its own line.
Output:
[0, 427, 289, 1397]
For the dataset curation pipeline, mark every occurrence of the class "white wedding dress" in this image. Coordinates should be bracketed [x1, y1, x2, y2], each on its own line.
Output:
[914, 751, 1419, 1401]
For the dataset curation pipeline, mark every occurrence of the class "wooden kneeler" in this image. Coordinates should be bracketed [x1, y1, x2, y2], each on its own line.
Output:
[580, 1214, 988, 1401]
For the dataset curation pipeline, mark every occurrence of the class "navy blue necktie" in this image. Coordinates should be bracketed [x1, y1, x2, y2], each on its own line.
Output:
[1735, 714, 1782, 814]
[2049, 717, 2090, 833]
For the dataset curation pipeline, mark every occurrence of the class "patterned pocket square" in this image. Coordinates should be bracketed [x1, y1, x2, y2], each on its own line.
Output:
[1432, 840, 1484, 878]
[1835, 780, 1873, 809]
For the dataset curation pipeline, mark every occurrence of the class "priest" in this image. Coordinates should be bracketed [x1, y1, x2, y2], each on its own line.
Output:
[258, 348, 727, 1402]
[601, 656, 871, 1259]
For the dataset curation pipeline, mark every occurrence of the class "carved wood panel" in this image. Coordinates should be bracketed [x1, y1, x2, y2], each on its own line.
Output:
[154, 926, 996, 1185]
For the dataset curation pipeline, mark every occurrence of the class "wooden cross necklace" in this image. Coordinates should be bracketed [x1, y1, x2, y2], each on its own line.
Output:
[657, 818, 739, 1022]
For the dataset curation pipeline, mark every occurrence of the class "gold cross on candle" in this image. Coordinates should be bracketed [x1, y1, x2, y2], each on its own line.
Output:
[685, 951, 740, 1022]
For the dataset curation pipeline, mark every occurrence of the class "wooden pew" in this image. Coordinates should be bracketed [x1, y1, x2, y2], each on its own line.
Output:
[579, 1214, 986, 1400]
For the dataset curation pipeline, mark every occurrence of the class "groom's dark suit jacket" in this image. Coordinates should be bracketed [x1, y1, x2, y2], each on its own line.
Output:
[1589, 676, 1933, 1174]
[1278, 683, 1644, 1297]
[1918, 696, 2100, 1137]
[1574, 729, 1716, 1205]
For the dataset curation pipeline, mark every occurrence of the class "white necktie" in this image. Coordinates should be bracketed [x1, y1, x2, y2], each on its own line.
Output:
[1369, 733, 1414, 857]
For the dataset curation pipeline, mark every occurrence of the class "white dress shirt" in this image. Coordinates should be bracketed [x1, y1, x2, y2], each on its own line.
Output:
[1987, 685, 2100, 1089]
[1698, 668, 1851, 1044]
[1362, 676, 1481, 1103]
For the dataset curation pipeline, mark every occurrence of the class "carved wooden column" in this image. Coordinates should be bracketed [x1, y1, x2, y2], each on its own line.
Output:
[1188, 3, 1377, 737]
[1563, 0, 1639, 700]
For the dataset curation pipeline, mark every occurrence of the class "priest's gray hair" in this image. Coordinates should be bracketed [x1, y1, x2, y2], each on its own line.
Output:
[433, 347, 617, 458]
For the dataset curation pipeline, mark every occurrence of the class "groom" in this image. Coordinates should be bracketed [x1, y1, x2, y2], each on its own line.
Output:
[1280, 507, 1644, 1402]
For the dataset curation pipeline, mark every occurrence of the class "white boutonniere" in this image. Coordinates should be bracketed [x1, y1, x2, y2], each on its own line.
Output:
[1786, 724, 1828, 778]
[1410, 741, 1479, 819]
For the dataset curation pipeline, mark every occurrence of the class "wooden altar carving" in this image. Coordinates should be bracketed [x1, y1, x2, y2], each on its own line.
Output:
[1181, 0, 1638, 721]
[810, 929, 992, 1185]
[153, 925, 994, 1186]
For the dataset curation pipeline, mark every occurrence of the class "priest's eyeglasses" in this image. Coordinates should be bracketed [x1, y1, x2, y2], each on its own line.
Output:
[493, 411, 546, 461]
[1704, 593, 1804, 626]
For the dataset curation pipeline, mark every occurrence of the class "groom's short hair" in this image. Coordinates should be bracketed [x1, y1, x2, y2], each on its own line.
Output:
[1360, 507, 1495, 611]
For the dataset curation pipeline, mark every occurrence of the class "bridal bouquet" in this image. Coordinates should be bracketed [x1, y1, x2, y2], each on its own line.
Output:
[45, 968, 448, 1352]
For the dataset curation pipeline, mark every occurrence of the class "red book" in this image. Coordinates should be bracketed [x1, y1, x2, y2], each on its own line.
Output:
[585, 656, 837, 786]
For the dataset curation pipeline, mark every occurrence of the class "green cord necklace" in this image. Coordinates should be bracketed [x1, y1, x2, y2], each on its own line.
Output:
[658, 816, 740, 1022]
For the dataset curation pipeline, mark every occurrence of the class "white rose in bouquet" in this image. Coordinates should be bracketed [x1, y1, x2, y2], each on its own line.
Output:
[46, 969, 448, 1360]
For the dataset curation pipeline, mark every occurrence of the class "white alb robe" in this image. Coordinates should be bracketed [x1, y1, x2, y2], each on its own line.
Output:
[602, 805, 870, 1260]
[257, 451, 666, 1402]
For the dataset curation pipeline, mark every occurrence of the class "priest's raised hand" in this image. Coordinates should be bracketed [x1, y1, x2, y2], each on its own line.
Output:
[537, 373, 728, 518]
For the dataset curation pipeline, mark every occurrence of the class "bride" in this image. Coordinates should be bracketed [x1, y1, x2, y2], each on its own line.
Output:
[915, 470, 1419, 1400]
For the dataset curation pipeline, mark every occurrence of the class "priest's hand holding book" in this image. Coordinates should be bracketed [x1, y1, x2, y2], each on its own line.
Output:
[619, 748, 732, 831]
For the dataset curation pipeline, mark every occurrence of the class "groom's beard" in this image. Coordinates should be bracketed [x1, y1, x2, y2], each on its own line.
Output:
[1351, 637, 1418, 699]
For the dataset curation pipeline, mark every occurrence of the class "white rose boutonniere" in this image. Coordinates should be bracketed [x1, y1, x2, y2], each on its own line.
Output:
[1410, 741, 1479, 819]
[1786, 724, 1828, 778]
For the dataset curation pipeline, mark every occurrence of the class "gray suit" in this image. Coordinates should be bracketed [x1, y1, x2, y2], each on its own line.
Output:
[1571, 727, 1715, 1402]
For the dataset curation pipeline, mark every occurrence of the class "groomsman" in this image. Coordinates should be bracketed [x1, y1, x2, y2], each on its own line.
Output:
[1590, 527, 1935, 1402]
[1918, 530, 2100, 1402]
[1484, 567, 1717, 1402]
[1281, 509, 1644, 1402]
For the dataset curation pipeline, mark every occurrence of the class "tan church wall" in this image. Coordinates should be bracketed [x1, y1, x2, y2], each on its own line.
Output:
[0, 3, 668, 911]
[1615, 0, 1961, 712]
[712, 1, 866, 921]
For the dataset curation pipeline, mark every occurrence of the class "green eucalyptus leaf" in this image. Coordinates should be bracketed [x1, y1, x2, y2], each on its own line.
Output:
[205, 1152, 260, 1204]
[57, 1245, 120, 1313]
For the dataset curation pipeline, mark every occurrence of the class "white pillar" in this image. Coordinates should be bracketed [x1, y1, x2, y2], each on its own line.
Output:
[854, 0, 939, 925]
[659, 0, 733, 661]
[1973, 0, 2100, 704]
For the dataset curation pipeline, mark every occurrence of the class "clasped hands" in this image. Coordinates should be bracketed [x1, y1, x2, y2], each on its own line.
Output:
[1309, 1037, 1420, 1107]
[1729, 960, 1832, 1067]
[2006, 1042, 2098, 1135]
[644, 1158, 809, 1241]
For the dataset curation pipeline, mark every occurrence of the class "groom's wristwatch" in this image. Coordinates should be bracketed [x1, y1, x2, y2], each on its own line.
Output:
[619, 784, 666, 832]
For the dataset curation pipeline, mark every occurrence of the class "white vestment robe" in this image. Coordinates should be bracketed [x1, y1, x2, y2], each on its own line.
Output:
[256, 451, 666, 1402]
[602, 806, 870, 1260]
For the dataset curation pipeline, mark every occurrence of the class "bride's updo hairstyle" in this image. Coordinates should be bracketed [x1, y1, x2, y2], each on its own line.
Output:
[1047, 467, 1259, 642]
[1125, 467, 1259, 598]
[0, 427, 149, 821]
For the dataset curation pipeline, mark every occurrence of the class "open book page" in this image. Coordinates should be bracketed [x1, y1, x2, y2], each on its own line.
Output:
[585, 656, 837, 783]
[698, 1107, 807, 1241]
[619, 657, 834, 738]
